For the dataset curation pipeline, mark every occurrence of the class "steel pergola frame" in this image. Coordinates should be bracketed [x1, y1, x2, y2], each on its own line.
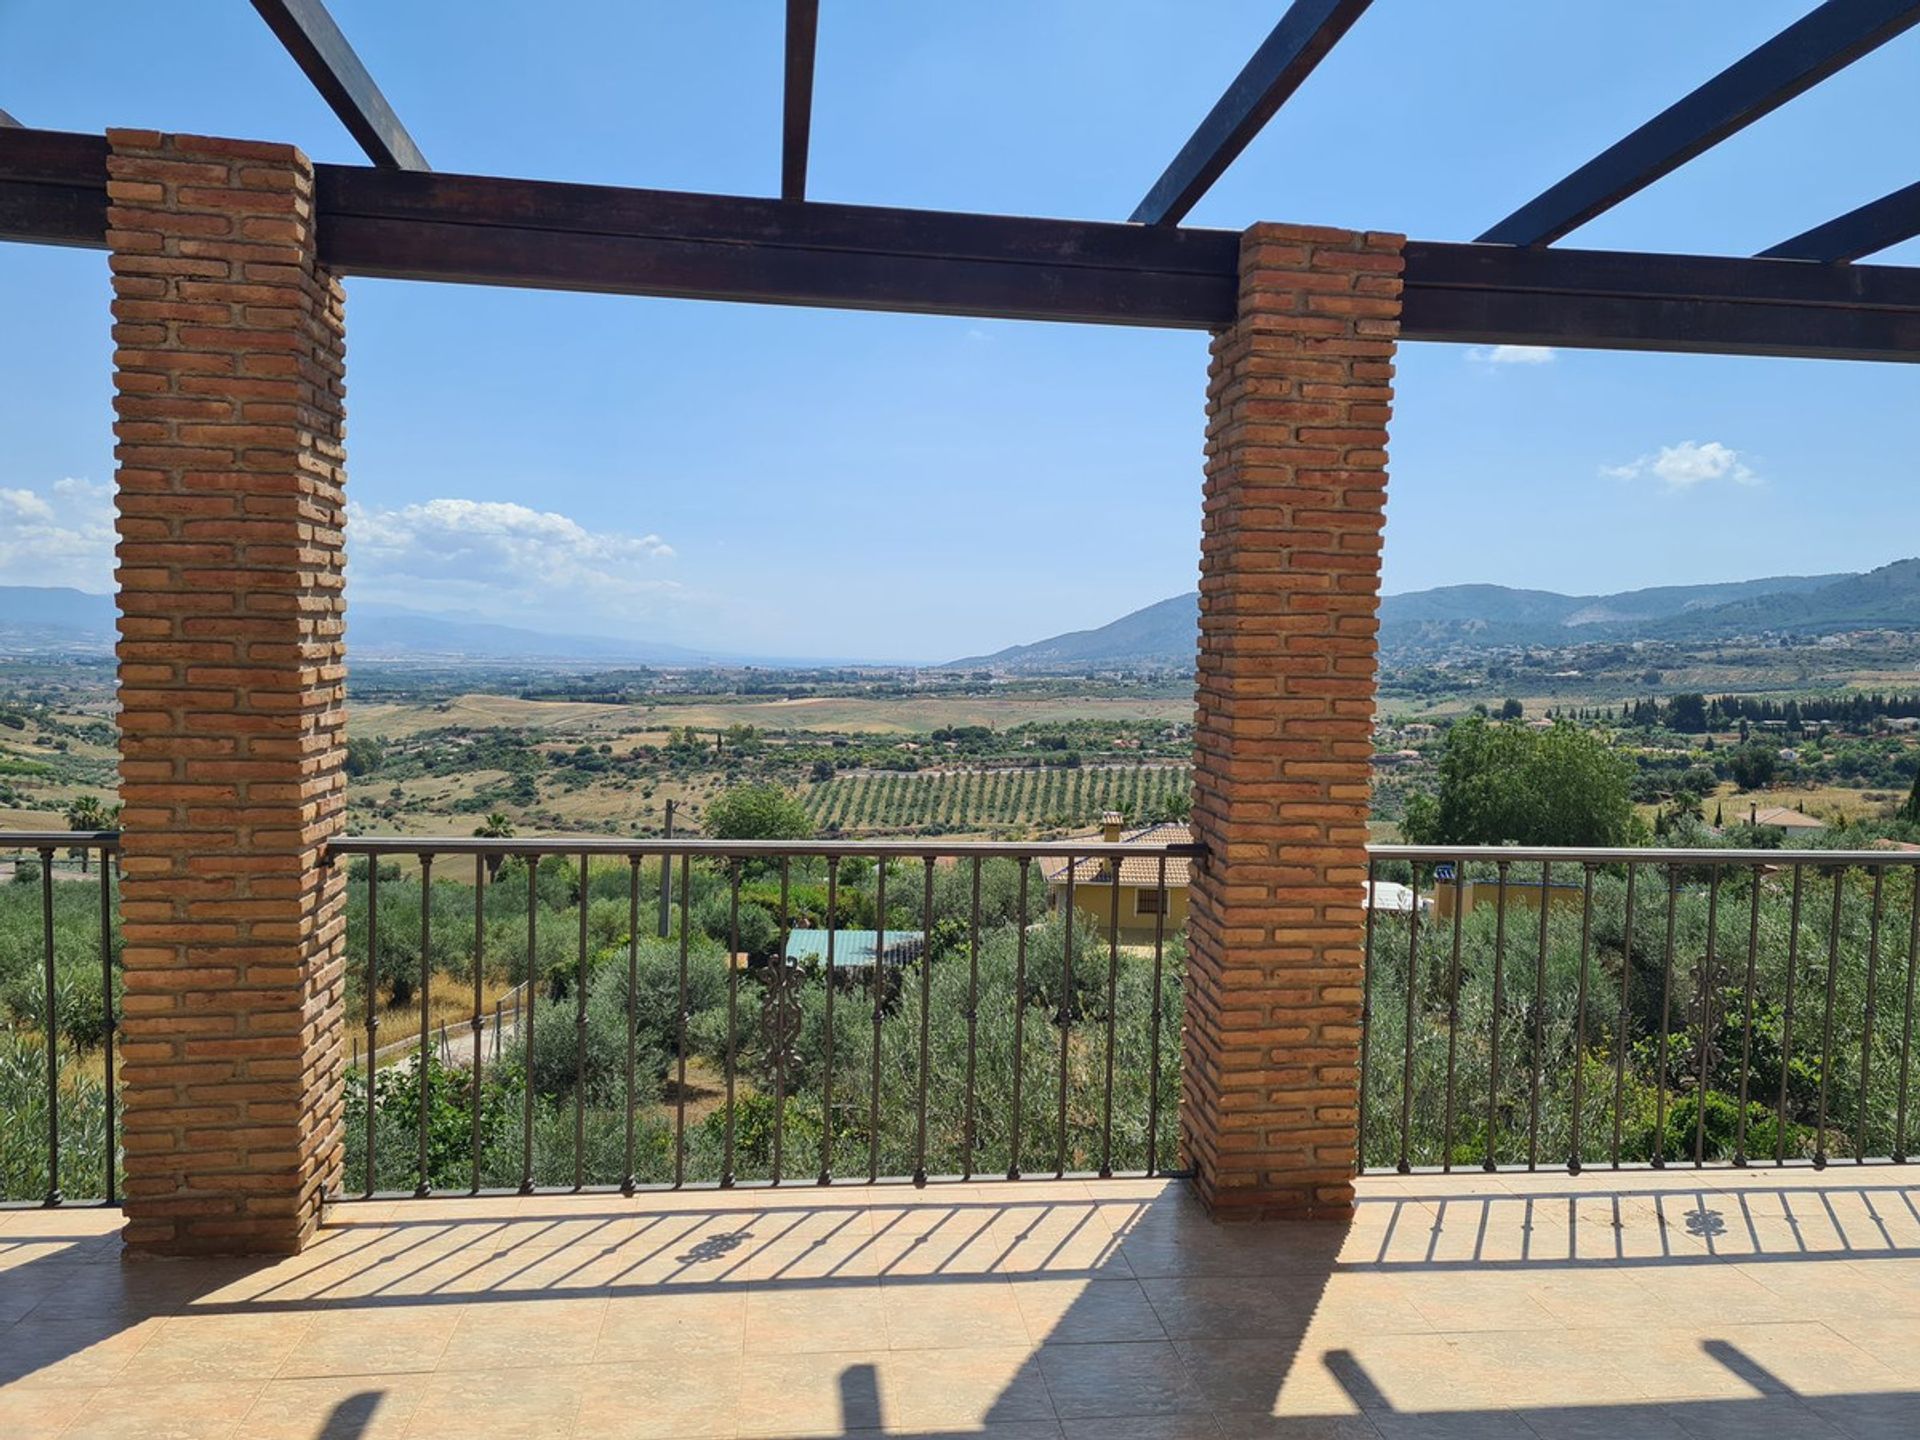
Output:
[0, 0, 1916, 362]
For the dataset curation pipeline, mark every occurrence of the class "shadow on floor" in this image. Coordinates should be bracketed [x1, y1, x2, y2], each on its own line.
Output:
[3, 1175, 1919, 1436]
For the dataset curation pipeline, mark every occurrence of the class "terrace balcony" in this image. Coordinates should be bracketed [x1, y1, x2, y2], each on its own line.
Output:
[6, 831, 1920, 1436]
[8, 1169, 1920, 1437]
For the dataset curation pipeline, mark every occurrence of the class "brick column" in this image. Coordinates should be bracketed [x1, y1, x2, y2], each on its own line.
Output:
[1183, 222, 1403, 1221]
[107, 131, 349, 1255]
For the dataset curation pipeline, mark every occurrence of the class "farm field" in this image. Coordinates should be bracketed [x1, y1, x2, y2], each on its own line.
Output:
[350, 692, 1191, 740]
[805, 764, 1193, 834]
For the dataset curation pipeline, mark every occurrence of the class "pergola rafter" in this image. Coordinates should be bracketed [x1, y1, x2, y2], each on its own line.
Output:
[1763, 179, 1920, 262]
[1480, 0, 1920, 248]
[782, 0, 820, 201]
[248, 0, 428, 171]
[1130, 0, 1373, 227]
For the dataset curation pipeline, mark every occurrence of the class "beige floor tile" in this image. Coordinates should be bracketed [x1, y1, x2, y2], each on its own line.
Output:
[880, 1276, 1027, 1349]
[275, 1305, 460, 1378]
[1037, 1340, 1205, 1419]
[402, 1365, 589, 1437]
[744, 1282, 887, 1353]
[572, 1359, 744, 1438]
[0, 1315, 164, 1388]
[62, 1379, 265, 1440]
[877, 1345, 1055, 1428]
[0, 1383, 101, 1440]
[435, 1295, 609, 1371]
[731, 1348, 891, 1437]
[236, 1376, 424, 1440]
[118, 1312, 316, 1383]
[1012, 1277, 1170, 1345]
[596, 1288, 748, 1360]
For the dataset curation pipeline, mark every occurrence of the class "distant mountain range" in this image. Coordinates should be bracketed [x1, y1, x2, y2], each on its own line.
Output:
[950, 558, 1920, 672]
[0, 589, 725, 665]
[11, 558, 1920, 672]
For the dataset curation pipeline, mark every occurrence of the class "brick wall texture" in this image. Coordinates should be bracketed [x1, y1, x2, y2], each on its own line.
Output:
[1183, 222, 1404, 1221]
[106, 131, 349, 1255]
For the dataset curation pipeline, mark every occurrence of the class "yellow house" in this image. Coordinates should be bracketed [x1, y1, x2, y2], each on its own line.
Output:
[1042, 813, 1191, 946]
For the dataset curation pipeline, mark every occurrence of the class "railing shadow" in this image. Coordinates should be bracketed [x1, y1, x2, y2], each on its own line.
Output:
[6, 1175, 1920, 1435]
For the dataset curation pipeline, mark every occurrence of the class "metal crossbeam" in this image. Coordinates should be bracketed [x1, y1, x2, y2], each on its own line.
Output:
[1131, 0, 1373, 226]
[1762, 180, 1920, 262]
[1480, 0, 1920, 246]
[782, 0, 820, 201]
[249, 0, 428, 171]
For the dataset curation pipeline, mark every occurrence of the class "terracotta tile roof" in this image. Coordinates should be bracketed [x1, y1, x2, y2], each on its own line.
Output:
[1039, 821, 1193, 889]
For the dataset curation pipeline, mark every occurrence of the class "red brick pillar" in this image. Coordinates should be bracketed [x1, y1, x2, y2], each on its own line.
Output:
[106, 131, 349, 1255]
[1183, 223, 1403, 1221]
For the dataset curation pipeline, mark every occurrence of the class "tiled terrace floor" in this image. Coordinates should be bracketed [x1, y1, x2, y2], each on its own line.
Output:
[5, 1170, 1920, 1438]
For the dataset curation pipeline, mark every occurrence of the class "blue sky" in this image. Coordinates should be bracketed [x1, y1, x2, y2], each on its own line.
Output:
[2, 1, 1917, 661]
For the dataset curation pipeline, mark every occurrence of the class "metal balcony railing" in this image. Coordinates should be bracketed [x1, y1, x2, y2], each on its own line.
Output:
[1361, 845, 1920, 1176]
[0, 830, 119, 1207]
[326, 835, 1200, 1199]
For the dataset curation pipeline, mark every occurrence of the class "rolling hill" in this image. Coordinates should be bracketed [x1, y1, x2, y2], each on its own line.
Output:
[952, 559, 1920, 672]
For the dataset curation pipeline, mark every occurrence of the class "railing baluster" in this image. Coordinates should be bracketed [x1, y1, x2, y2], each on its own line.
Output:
[1528, 860, 1551, 1172]
[1815, 867, 1845, 1169]
[673, 852, 691, 1188]
[1441, 860, 1465, 1173]
[415, 854, 434, 1198]
[1485, 861, 1510, 1172]
[912, 857, 934, 1186]
[819, 856, 837, 1185]
[1858, 866, 1886, 1164]
[520, 856, 538, 1195]
[1101, 856, 1122, 1179]
[723, 859, 741, 1188]
[962, 856, 981, 1181]
[574, 852, 589, 1191]
[472, 854, 486, 1195]
[622, 857, 640, 1195]
[1397, 865, 1422, 1174]
[1695, 864, 1721, 1167]
[99, 852, 116, 1206]
[1569, 864, 1594, 1175]
[1898, 868, 1920, 1164]
[365, 858, 380, 1197]
[1653, 866, 1678, 1169]
[1612, 862, 1637, 1170]
[774, 857, 792, 1186]
[1009, 858, 1029, 1181]
[1735, 865, 1761, 1167]
[868, 857, 886, 1184]
[1776, 865, 1804, 1167]
[1145, 853, 1168, 1177]
[1058, 855, 1076, 1179]
[1359, 855, 1377, 1175]
[40, 847, 59, 1206]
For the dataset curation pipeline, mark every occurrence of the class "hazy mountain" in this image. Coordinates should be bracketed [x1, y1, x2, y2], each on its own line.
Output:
[947, 593, 1199, 671]
[953, 559, 1920, 671]
[0, 586, 117, 651]
[347, 604, 722, 664]
[0, 589, 724, 665]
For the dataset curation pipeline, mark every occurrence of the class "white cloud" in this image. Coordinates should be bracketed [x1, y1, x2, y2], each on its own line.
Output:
[346, 497, 679, 620]
[1603, 440, 1758, 491]
[0, 478, 115, 589]
[1465, 345, 1556, 365]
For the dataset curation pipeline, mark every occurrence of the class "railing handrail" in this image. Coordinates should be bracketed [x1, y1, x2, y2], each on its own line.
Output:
[1369, 843, 1920, 866]
[327, 835, 1204, 861]
[0, 830, 120, 850]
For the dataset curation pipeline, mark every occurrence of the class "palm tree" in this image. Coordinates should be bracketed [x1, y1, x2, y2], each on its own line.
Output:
[64, 795, 113, 874]
[473, 812, 515, 878]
